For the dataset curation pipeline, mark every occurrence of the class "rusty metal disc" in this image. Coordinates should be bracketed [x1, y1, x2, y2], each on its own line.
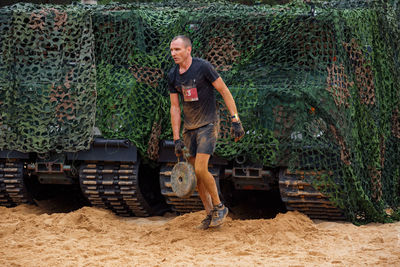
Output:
[171, 161, 196, 198]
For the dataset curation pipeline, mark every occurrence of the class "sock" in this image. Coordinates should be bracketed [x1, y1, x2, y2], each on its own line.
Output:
[215, 203, 224, 209]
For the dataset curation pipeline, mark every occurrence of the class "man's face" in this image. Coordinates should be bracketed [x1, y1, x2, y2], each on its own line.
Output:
[170, 38, 191, 65]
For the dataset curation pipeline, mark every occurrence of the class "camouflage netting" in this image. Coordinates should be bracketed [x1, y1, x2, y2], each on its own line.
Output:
[0, 4, 96, 152]
[0, 0, 399, 223]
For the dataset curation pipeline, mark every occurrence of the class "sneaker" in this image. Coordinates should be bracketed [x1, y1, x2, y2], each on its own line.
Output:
[197, 214, 212, 230]
[209, 203, 228, 228]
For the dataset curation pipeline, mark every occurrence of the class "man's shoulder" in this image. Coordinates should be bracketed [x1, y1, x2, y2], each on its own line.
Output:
[193, 57, 211, 66]
[192, 58, 217, 74]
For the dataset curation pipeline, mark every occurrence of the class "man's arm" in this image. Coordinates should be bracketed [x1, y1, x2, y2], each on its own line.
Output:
[212, 77, 245, 142]
[212, 77, 239, 122]
[170, 93, 181, 141]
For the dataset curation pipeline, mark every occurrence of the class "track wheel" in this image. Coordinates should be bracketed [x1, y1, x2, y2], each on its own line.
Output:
[279, 169, 345, 220]
[79, 161, 154, 217]
[0, 159, 31, 207]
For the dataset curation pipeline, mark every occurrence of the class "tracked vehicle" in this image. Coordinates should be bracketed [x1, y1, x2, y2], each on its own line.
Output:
[1, 1, 399, 223]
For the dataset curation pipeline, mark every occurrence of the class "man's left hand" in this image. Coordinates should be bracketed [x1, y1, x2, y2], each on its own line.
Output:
[231, 121, 245, 142]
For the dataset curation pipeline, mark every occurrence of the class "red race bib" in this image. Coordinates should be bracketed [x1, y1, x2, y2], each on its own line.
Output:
[182, 86, 198, 102]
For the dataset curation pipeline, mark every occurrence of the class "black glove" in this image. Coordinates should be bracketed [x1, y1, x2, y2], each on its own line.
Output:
[231, 121, 245, 142]
[174, 139, 185, 156]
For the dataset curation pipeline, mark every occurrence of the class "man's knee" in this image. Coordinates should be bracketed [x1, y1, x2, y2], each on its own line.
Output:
[194, 153, 211, 179]
[195, 167, 208, 179]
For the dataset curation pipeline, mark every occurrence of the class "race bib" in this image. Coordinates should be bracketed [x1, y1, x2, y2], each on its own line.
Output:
[182, 79, 198, 102]
[182, 87, 199, 102]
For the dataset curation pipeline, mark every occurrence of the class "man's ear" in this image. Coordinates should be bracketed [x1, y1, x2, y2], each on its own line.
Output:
[187, 46, 192, 54]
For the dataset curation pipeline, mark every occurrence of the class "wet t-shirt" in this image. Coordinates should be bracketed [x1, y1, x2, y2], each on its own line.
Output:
[168, 58, 220, 130]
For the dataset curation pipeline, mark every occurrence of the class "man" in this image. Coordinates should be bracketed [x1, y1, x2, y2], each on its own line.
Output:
[168, 35, 245, 229]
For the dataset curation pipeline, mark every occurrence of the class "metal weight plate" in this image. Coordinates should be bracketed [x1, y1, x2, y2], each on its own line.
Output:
[170, 161, 197, 198]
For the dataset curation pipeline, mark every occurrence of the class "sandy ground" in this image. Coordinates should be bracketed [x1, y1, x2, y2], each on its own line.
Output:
[0, 204, 399, 267]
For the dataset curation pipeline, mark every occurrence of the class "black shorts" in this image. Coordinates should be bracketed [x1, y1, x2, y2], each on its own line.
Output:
[183, 122, 219, 157]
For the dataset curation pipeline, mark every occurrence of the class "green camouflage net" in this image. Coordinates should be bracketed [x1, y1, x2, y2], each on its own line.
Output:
[92, 7, 173, 160]
[0, 0, 399, 223]
[0, 4, 96, 152]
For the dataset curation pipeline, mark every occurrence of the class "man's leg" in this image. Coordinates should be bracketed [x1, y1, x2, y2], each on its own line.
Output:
[194, 153, 221, 206]
[186, 123, 227, 228]
[195, 153, 228, 228]
[188, 156, 213, 215]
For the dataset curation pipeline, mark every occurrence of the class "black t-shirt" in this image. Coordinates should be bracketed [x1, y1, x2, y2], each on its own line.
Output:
[168, 57, 220, 130]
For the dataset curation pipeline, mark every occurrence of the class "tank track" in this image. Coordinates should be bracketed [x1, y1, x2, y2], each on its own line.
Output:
[159, 163, 220, 214]
[0, 159, 31, 207]
[279, 169, 345, 220]
[79, 161, 151, 217]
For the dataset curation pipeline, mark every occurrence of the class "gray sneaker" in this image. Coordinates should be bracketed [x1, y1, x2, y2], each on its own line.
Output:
[209, 204, 228, 227]
[197, 214, 212, 230]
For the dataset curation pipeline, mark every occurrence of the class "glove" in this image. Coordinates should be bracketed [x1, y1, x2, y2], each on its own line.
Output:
[231, 121, 245, 142]
[174, 139, 185, 157]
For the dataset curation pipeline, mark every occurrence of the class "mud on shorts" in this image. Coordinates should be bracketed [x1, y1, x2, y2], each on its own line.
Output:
[182, 122, 219, 157]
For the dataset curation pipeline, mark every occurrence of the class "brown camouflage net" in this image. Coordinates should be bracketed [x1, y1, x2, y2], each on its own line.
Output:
[129, 65, 164, 88]
[146, 121, 162, 161]
[343, 39, 376, 105]
[205, 37, 241, 72]
[326, 63, 353, 108]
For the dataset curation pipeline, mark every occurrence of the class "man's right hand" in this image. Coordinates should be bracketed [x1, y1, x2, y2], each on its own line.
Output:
[174, 139, 185, 157]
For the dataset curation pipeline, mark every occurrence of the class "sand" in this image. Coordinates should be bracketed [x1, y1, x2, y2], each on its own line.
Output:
[0, 204, 399, 267]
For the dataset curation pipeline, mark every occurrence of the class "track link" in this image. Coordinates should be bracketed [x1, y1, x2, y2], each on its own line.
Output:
[79, 162, 151, 217]
[0, 159, 31, 207]
[160, 163, 220, 214]
[279, 169, 345, 220]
